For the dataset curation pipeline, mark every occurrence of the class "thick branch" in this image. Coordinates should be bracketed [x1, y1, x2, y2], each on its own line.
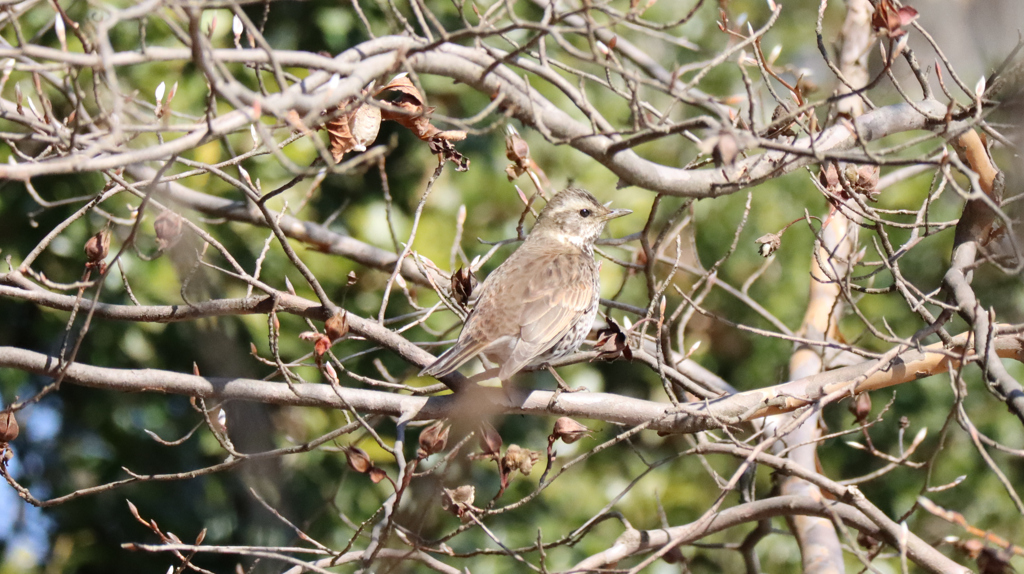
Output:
[571, 495, 962, 574]
[0, 333, 1018, 433]
[1, 37, 952, 197]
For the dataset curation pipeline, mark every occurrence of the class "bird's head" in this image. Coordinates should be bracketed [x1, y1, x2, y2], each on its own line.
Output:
[532, 187, 631, 249]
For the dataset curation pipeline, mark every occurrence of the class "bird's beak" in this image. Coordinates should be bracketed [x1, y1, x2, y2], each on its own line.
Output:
[603, 208, 632, 220]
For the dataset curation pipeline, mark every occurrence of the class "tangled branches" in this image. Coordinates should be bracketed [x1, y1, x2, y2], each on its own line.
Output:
[0, 0, 1022, 572]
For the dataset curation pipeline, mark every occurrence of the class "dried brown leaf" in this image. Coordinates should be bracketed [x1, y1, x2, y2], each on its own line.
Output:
[324, 96, 382, 162]
[593, 319, 633, 361]
[376, 74, 470, 170]
[871, 0, 919, 37]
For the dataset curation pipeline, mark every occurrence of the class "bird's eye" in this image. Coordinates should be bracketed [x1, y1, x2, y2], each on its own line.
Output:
[579, 209, 591, 218]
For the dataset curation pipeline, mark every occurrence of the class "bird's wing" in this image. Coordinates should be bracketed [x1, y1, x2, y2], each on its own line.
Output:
[496, 258, 593, 380]
[420, 332, 488, 377]
[421, 263, 511, 377]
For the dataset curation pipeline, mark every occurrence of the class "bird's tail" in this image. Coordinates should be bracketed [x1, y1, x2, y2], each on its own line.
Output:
[420, 338, 486, 378]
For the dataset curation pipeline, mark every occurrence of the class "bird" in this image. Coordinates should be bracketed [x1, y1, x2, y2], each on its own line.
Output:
[421, 187, 631, 386]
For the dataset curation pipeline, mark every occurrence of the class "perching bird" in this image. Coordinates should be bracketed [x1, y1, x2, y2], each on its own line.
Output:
[421, 187, 631, 385]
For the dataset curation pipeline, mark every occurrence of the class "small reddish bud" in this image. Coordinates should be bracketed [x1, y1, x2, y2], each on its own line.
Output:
[368, 466, 388, 484]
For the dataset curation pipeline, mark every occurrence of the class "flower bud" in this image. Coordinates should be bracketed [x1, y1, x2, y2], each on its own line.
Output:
[154, 211, 183, 250]
[418, 421, 450, 457]
[344, 446, 373, 474]
[84, 229, 110, 264]
[551, 417, 592, 444]
[478, 421, 502, 457]
[849, 392, 872, 423]
[368, 467, 388, 484]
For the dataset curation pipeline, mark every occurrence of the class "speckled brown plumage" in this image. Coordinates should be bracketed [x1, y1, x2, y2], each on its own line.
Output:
[422, 187, 631, 382]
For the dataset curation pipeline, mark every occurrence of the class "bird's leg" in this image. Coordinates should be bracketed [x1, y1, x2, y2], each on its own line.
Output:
[546, 365, 586, 393]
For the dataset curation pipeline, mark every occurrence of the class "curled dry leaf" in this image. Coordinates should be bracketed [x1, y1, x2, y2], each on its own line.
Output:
[324, 94, 382, 162]
[871, 0, 919, 38]
[376, 74, 469, 171]
[0, 410, 18, 443]
[593, 319, 633, 361]
[551, 417, 592, 444]
[450, 267, 476, 308]
[344, 445, 373, 474]
[418, 420, 450, 457]
[820, 163, 841, 194]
